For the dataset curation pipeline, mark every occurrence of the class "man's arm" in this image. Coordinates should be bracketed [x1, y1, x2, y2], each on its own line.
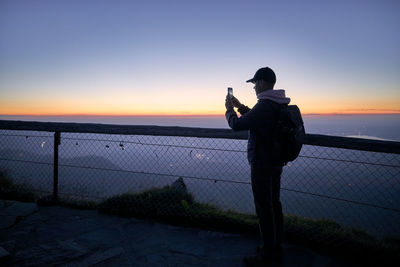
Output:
[226, 102, 266, 131]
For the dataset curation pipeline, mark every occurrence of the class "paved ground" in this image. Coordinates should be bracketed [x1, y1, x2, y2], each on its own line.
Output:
[0, 200, 357, 266]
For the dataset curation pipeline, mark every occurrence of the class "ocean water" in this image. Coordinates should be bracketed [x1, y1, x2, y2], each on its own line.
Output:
[0, 114, 399, 237]
[1, 114, 400, 141]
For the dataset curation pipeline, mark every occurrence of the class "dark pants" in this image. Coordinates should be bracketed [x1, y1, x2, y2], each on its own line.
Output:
[251, 164, 283, 251]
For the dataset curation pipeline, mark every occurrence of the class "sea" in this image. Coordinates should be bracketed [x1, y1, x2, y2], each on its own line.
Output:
[1, 114, 400, 141]
[0, 114, 399, 237]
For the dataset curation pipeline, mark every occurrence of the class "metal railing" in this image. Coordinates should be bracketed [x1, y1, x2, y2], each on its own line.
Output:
[0, 120, 399, 239]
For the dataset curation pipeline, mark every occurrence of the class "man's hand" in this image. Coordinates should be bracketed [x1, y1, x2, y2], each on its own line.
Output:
[231, 96, 242, 108]
[225, 95, 234, 110]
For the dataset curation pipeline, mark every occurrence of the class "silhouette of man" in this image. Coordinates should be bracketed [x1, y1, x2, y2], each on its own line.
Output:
[225, 67, 290, 264]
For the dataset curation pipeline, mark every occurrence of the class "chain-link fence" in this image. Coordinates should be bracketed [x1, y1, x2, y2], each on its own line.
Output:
[1, 127, 399, 239]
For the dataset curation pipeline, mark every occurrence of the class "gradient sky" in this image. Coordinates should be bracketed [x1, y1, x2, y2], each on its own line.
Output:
[1, 0, 399, 116]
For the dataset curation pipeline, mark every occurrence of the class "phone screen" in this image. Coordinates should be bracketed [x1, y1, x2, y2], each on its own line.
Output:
[228, 87, 233, 97]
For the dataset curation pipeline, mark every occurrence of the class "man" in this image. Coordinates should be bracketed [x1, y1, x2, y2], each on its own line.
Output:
[225, 67, 290, 264]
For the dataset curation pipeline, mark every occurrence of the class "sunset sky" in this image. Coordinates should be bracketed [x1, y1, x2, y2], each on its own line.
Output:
[1, 0, 399, 116]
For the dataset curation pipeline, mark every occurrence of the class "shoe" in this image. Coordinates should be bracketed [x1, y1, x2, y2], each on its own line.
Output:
[256, 245, 283, 262]
[243, 254, 282, 267]
[243, 255, 266, 267]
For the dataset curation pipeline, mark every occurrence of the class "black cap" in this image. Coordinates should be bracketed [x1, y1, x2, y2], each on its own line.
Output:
[246, 67, 276, 84]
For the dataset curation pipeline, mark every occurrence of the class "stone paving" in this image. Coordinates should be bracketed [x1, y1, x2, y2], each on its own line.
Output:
[0, 200, 356, 266]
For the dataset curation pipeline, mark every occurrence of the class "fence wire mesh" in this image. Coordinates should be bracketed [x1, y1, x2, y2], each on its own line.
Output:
[0, 130, 54, 198]
[0, 129, 399, 239]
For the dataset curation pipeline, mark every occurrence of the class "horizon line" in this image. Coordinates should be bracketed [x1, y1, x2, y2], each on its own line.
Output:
[1, 112, 400, 117]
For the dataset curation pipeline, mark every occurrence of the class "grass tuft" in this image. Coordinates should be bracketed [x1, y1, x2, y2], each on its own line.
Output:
[98, 185, 259, 232]
[0, 170, 37, 202]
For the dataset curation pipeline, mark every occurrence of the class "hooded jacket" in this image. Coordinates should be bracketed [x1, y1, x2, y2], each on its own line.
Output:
[226, 89, 291, 165]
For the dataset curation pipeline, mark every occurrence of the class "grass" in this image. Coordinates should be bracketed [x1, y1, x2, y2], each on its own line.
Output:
[284, 214, 400, 265]
[35, 194, 99, 210]
[98, 185, 258, 232]
[0, 170, 37, 202]
[0, 170, 97, 209]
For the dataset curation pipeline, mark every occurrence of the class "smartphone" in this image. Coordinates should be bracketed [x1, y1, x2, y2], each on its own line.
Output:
[227, 87, 233, 98]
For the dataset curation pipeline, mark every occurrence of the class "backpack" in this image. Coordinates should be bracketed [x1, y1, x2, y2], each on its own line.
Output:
[275, 104, 305, 165]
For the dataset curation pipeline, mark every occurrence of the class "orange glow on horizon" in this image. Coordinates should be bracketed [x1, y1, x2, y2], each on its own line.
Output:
[1, 110, 399, 117]
[1, 95, 399, 117]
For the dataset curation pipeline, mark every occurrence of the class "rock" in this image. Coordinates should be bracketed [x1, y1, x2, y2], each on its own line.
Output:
[0, 215, 15, 229]
[36, 195, 58, 206]
[0, 246, 10, 260]
[0, 240, 16, 253]
[74, 247, 124, 265]
[15, 239, 88, 265]
[171, 178, 187, 193]
[0, 201, 38, 229]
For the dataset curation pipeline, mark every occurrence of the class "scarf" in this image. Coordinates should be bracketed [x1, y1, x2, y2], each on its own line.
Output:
[256, 89, 291, 104]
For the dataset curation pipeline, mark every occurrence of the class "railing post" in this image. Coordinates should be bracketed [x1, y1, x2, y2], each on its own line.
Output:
[53, 131, 61, 201]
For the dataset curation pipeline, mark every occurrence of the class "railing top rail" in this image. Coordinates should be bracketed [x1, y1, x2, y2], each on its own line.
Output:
[0, 119, 399, 154]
